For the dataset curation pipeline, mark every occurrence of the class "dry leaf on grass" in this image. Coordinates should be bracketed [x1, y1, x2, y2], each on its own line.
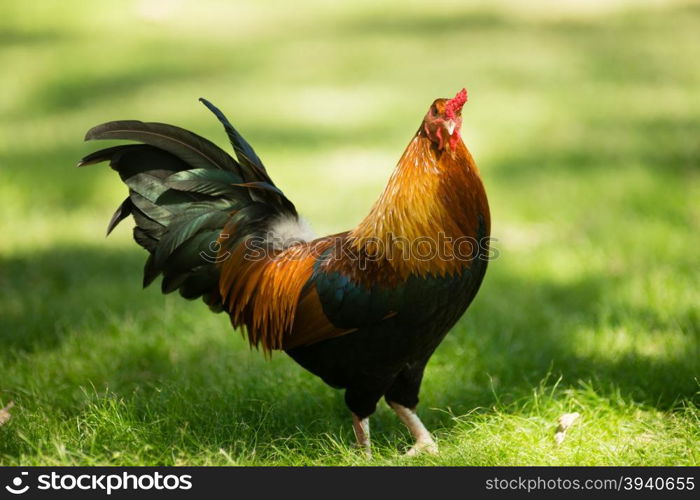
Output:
[0, 401, 15, 426]
[554, 412, 580, 445]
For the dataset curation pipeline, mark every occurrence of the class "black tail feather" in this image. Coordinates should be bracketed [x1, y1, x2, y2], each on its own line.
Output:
[80, 99, 299, 310]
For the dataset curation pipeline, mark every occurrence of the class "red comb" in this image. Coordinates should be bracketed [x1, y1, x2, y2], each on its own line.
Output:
[445, 88, 468, 120]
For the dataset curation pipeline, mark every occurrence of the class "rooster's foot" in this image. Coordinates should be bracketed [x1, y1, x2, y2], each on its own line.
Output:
[388, 401, 438, 457]
[405, 438, 439, 456]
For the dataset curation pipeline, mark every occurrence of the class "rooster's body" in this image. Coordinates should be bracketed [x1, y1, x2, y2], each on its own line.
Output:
[80, 89, 490, 455]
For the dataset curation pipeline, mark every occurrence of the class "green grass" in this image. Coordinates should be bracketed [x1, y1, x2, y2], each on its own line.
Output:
[0, 0, 698, 465]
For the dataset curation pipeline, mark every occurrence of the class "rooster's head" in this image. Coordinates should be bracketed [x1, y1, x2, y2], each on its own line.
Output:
[422, 88, 467, 152]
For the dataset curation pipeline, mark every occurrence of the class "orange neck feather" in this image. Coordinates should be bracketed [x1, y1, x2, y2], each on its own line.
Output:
[349, 129, 490, 278]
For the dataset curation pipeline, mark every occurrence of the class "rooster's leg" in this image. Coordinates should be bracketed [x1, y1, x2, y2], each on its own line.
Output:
[351, 413, 371, 458]
[389, 402, 438, 456]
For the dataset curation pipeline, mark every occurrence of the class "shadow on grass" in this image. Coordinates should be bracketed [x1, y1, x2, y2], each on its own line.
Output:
[339, 9, 513, 36]
[431, 269, 699, 416]
[0, 28, 70, 47]
[490, 115, 700, 180]
[1, 244, 697, 458]
[0, 246, 153, 353]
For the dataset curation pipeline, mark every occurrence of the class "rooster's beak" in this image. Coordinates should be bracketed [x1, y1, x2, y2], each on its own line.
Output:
[444, 119, 457, 136]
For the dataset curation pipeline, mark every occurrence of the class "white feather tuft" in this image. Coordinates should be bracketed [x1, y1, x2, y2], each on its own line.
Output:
[265, 215, 315, 250]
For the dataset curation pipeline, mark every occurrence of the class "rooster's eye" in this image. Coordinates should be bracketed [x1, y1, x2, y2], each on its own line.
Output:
[430, 106, 438, 116]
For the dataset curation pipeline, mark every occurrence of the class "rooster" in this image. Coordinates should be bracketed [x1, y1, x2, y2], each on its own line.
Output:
[79, 88, 490, 456]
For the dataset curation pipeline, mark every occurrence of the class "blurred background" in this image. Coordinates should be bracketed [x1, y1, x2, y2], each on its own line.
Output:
[0, 0, 698, 465]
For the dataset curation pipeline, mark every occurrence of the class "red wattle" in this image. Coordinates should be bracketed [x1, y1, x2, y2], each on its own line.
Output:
[449, 130, 460, 151]
[436, 126, 444, 149]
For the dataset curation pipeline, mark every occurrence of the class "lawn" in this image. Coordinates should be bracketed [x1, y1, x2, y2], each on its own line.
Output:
[0, 0, 698, 465]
